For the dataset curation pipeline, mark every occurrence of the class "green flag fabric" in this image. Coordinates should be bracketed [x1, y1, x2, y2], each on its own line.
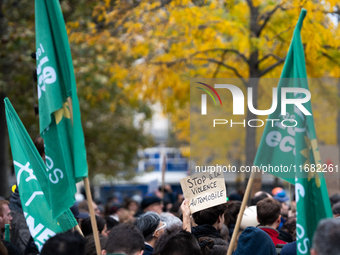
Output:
[253, 9, 332, 255]
[35, 0, 88, 219]
[5, 98, 77, 251]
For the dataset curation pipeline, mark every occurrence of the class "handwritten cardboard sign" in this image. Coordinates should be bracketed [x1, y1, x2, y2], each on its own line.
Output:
[180, 171, 227, 214]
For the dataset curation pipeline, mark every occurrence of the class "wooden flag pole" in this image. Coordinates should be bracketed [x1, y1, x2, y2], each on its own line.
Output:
[161, 153, 166, 204]
[289, 182, 291, 203]
[226, 171, 255, 255]
[84, 177, 101, 255]
[67, 97, 73, 124]
[75, 224, 84, 236]
[66, 98, 100, 254]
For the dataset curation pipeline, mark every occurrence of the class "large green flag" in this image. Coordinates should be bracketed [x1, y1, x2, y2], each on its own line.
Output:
[253, 9, 332, 255]
[5, 98, 77, 251]
[35, 0, 88, 219]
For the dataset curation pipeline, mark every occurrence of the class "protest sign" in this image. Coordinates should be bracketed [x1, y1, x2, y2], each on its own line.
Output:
[180, 171, 226, 214]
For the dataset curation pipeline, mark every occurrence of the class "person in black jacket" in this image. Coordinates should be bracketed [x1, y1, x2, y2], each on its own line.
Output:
[191, 203, 227, 240]
[278, 217, 296, 243]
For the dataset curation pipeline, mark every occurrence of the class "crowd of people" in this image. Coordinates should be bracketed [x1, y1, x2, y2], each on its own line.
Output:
[1, 187, 340, 255]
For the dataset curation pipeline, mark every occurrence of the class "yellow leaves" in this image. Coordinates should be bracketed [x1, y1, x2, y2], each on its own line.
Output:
[150, 1, 161, 9]
[104, 0, 111, 8]
[92, 5, 106, 23]
[304, 29, 322, 62]
[67, 0, 340, 148]
[110, 64, 129, 88]
[109, 102, 116, 112]
[67, 21, 79, 29]
[105, 10, 119, 24]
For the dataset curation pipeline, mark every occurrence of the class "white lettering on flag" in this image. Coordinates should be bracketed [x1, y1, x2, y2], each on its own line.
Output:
[14, 161, 37, 185]
[25, 214, 44, 237]
[25, 191, 44, 206]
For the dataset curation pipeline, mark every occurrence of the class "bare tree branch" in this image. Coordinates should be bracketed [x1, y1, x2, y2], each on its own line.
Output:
[212, 50, 228, 78]
[322, 51, 340, 66]
[323, 45, 340, 50]
[151, 58, 187, 67]
[257, 4, 282, 36]
[246, 0, 254, 9]
[323, 10, 340, 15]
[151, 0, 174, 11]
[265, 25, 295, 41]
[191, 48, 248, 63]
[258, 53, 284, 65]
[260, 57, 286, 77]
[194, 57, 247, 85]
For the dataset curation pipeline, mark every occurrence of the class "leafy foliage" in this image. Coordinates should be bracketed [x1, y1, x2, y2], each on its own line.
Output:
[0, 0, 153, 179]
[66, 0, 340, 166]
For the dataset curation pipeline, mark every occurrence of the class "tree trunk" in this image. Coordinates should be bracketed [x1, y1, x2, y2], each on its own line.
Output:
[244, 0, 263, 193]
[0, 1, 9, 199]
[337, 78, 340, 191]
[0, 92, 9, 198]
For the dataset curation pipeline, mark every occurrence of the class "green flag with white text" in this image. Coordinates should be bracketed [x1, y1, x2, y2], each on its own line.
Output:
[5, 98, 77, 251]
[35, 0, 88, 219]
[254, 9, 332, 255]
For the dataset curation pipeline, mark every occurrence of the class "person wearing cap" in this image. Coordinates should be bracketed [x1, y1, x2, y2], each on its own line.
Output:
[273, 190, 290, 229]
[141, 196, 163, 215]
[70, 204, 89, 225]
[134, 212, 166, 255]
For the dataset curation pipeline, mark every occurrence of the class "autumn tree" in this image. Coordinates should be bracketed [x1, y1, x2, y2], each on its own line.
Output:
[68, 0, 340, 179]
[0, 0, 153, 197]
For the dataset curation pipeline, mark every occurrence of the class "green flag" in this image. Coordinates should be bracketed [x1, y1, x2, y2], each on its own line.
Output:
[35, 0, 88, 219]
[254, 9, 332, 255]
[5, 98, 77, 251]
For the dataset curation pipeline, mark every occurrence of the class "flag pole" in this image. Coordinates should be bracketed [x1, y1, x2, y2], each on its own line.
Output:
[67, 97, 101, 255]
[67, 97, 74, 124]
[226, 171, 255, 255]
[161, 153, 166, 204]
[84, 177, 102, 255]
[75, 224, 84, 236]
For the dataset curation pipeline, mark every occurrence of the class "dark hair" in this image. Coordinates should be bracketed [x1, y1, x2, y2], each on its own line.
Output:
[40, 231, 86, 255]
[330, 193, 340, 207]
[33, 135, 45, 157]
[81, 215, 106, 236]
[193, 204, 227, 226]
[153, 228, 202, 255]
[125, 199, 139, 209]
[85, 234, 107, 255]
[134, 212, 160, 241]
[280, 217, 296, 237]
[332, 202, 340, 215]
[250, 193, 268, 206]
[106, 216, 119, 231]
[105, 223, 144, 255]
[225, 201, 241, 227]
[198, 236, 229, 255]
[257, 198, 281, 226]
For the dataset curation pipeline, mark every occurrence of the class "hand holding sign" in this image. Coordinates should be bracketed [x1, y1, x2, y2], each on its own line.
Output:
[181, 199, 191, 232]
[180, 171, 227, 214]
